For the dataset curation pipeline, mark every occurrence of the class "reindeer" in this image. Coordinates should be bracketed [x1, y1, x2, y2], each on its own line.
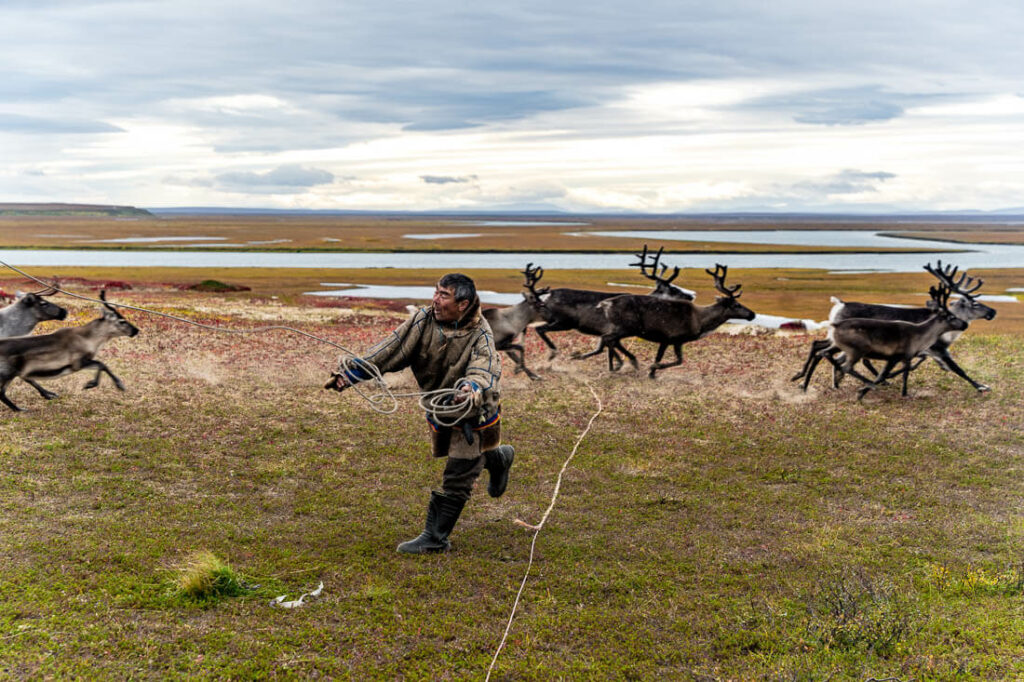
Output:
[593, 264, 756, 378]
[818, 283, 969, 400]
[0, 292, 139, 411]
[527, 245, 696, 370]
[792, 261, 996, 392]
[0, 283, 68, 338]
[482, 264, 547, 380]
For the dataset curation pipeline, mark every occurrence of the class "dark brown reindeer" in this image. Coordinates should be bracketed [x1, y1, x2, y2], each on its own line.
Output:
[792, 261, 996, 392]
[482, 264, 547, 380]
[592, 264, 756, 378]
[0, 292, 140, 411]
[816, 283, 969, 401]
[0, 282, 68, 338]
[527, 245, 696, 371]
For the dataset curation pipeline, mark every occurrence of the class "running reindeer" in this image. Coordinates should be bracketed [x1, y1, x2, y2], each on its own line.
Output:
[482, 264, 547, 380]
[813, 283, 969, 401]
[589, 264, 756, 378]
[0, 282, 68, 337]
[0, 291, 139, 411]
[791, 261, 996, 392]
[526, 245, 696, 371]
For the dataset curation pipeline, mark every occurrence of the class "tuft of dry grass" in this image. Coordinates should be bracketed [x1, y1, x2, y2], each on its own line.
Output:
[174, 551, 245, 601]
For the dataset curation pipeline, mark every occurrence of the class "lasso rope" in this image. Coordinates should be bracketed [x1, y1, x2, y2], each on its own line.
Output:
[0, 258, 475, 422]
[485, 381, 603, 681]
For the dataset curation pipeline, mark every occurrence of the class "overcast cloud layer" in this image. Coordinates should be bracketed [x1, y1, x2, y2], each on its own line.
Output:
[2, 0, 1023, 212]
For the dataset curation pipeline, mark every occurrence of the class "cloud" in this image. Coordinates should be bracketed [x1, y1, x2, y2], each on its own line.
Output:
[734, 86, 921, 126]
[0, 113, 122, 135]
[791, 169, 897, 195]
[215, 165, 334, 188]
[421, 175, 478, 185]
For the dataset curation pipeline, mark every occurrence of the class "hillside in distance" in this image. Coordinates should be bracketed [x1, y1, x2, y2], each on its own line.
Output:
[0, 202, 151, 217]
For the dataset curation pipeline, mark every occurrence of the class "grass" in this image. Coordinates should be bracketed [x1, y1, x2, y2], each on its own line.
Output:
[173, 551, 246, 602]
[0, 281, 1023, 679]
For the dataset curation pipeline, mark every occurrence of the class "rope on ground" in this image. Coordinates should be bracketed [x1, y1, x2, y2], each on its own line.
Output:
[0, 258, 475, 422]
[485, 380, 603, 682]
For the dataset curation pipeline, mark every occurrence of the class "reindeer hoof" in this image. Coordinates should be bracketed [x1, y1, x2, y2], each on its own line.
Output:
[84, 382, 98, 390]
[977, 384, 992, 393]
[41, 391, 58, 400]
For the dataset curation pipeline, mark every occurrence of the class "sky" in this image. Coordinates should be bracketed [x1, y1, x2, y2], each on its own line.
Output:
[2, 0, 1024, 213]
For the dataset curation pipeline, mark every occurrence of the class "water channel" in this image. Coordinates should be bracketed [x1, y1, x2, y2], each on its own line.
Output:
[4, 231, 1024, 272]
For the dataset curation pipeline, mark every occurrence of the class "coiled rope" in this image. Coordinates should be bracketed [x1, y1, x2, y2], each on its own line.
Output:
[0, 258, 475, 423]
[485, 381, 603, 681]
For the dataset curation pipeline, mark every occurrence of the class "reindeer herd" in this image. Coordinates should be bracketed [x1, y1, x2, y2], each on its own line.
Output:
[485, 249, 997, 400]
[0, 251, 1000, 412]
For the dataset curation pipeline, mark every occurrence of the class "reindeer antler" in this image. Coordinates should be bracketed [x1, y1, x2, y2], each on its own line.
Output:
[928, 283, 955, 313]
[925, 260, 983, 298]
[521, 262, 549, 296]
[705, 263, 742, 298]
[631, 244, 680, 286]
[30, 278, 59, 297]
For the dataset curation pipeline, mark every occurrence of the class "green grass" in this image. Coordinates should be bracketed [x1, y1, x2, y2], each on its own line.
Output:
[1, 292, 1023, 679]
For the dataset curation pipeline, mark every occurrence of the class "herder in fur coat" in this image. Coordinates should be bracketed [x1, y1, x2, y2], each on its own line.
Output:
[326, 273, 515, 554]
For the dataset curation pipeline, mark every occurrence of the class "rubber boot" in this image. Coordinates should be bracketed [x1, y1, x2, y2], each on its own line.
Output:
[396, 491, 466, 554]
[483, 445, 514, 498]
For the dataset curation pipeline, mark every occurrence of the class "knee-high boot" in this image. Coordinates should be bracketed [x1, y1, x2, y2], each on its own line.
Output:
[396, 491, 466, 554]
[482, 445, 515, 498]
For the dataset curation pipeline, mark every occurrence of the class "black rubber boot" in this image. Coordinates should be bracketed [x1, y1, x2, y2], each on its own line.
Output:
[396, 491, 467, 554]
[483, 445, 515, 498]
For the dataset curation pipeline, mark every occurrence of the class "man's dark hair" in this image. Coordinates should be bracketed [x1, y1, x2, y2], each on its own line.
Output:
[438, 273, 476, 303]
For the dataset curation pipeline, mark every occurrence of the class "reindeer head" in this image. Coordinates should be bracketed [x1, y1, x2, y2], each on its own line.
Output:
[631, 244, 695, 301]
[99, 291, 140, 338]
[924, 261, 997, 322]
[705, 263, 756, 321]
[16, 282, 68, 322]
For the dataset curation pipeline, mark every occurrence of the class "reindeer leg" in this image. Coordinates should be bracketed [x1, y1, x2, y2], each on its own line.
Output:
[81, 360, 125, 391]
[900, 360, 912, 396]
[804, 347, 839, 392]
[608, 346, 623, 372]
[856, 359, 897, 401]
[573, 339, 608, 361]
[533, 324, 561, 360]
[616, 341, 638, 371]
[0, 377, 23, 412]
[22, 378, 58, 400]
[928, 349, 990, 392]
[505, 347, 542, 381]
[648, 343, 682, 379]
[792, 339, 829, 381]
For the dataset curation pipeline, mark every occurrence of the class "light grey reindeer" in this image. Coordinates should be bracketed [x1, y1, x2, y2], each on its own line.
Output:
[816, 283, 968, 401]
[0, 283, 68, 337]
[0, 291, 139, 411]
[791, 261, 997, 392]
[482, 264, 547, 380]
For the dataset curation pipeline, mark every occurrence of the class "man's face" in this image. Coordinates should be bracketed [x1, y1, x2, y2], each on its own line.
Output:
[432, 284, 468, 322]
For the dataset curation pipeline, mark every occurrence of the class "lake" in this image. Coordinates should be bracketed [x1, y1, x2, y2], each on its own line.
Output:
[3, 231, 1024, 272]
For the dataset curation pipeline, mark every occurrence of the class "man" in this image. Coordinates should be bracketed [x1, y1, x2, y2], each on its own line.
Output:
[326, 273, 515, 554]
